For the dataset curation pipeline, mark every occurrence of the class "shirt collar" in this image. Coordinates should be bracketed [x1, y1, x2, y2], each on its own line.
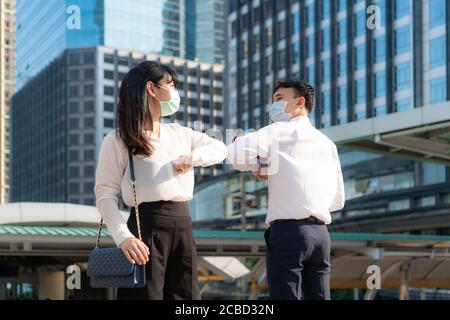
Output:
[288, 115, 312, 125]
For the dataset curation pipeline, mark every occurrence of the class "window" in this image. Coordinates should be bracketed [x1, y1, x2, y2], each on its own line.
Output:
[338, 20, 346, 44]
[354, 11, 365, 37]
[84, 100, 95, 113]
[322, 28, 330, 52]
[84, 182, 95, 193]
[292, 11, 300, 35]
[291, 42, 300, 65]
[104, 86, 114, 96]
[322, 59, 330, 83]
[84, 68, 95, 80]
[69, 167, 79, 178]
[103, 118, 114, 128]
[355, 44, 366, 70]
[396, 99, 411, 112]
[307, 35, 315, 58]
[429, 36, 446, 69]
[338, 0, 346, 11]
[69, 183, 80, 193]
[84, 85, 94, 96]
[83, 52, 95, 64]
[104, 54, 114, 64]
[69, 134, 79, 145]
[84, 134, 95, 144]
[395, 62, 411, 91]
[69, 70, 80, 81]
[417, 196, 436, 208]
[429, 77, 447, 104]
[69, 118, 79, 129]
[84, 166, 94, 177]
[84, 149, 95, 161]
[322, 0, 330, 20]
[307, 4, 314, 28]
[338, 52, 347, 77]
[395, 26, 410, 55]
[307, 66, 315, 84]
[374, 36, 386, 63]
[104, 70, 114, 79]
[375, 71, 386, 97]
[429, 0, 446, 28]
[69, 85, 79, 97]
[356, 78, 366, 104]
[339, 85, 347, 109]
[84, 117, 95, 129]
[395, 0, 410, 19]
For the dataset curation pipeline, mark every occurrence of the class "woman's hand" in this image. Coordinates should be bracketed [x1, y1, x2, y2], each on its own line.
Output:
[174, 155, 194, 174]
[119, 237, 150, 265]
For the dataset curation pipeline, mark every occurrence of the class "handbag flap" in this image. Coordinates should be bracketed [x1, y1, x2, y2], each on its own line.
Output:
[87, 247, 136, 277]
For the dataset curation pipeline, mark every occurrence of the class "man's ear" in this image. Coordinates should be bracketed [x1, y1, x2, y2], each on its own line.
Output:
[296, 96, 306, 109]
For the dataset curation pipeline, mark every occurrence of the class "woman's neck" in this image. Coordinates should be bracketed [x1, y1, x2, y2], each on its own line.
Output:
[146, 120, 161, 137]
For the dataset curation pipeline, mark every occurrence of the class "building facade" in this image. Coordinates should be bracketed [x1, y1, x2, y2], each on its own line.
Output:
[0, 0, 15, 204]
[11, 46, 224, 205]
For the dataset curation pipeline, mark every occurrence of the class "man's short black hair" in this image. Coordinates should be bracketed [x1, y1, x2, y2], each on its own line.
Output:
[273, 80, 315, 113]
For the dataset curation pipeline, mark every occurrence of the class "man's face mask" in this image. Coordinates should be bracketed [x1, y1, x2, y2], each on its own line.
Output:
[269, 98, 299, 122]
[153, 84, 181, 117]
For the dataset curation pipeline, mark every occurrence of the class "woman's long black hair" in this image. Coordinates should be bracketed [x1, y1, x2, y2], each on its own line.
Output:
[115, 61, 178, 156]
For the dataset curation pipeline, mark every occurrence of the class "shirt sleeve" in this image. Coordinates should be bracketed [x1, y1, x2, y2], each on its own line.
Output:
[94, 132, 135, 247]
[329, 143, 346, 212]
[187, 126, 228, 167]
[226, 124, 275, 172]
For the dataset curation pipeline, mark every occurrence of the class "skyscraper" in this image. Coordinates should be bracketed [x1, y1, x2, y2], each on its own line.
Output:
[0, 0, 15, 204]
[16, 0, 186, 89]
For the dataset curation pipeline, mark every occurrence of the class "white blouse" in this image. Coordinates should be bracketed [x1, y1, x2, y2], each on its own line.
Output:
[94, 122, 228, 246]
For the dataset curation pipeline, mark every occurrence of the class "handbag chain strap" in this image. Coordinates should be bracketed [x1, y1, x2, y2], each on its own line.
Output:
[95, 146, 142, 248]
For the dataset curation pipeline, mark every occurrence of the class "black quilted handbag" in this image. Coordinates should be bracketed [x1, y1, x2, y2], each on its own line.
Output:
[87, 147, 146, 288]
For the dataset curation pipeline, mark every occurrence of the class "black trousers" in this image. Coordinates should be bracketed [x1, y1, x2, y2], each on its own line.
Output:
[116, 201, 200, 300]
[264, 220, 331, 300]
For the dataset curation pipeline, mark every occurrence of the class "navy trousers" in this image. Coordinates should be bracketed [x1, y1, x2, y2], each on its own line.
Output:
[264, 219, 331, 300]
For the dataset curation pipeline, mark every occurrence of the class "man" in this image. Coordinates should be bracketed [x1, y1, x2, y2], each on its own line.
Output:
[227, 80, 345, 300]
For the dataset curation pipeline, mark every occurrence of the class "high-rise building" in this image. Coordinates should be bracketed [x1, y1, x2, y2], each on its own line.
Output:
[191, 0, 450, 235]
[11, 46, 224, 205]
[16, 0, 187, 89]
[191, 0, 226, 64]
[0, 0, 15, 204]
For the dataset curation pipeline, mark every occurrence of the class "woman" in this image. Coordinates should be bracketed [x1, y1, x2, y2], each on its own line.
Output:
[94, 61, 228, 300]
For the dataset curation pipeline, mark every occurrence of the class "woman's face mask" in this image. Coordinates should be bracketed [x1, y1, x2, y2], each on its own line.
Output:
[152, 84, 181, 117]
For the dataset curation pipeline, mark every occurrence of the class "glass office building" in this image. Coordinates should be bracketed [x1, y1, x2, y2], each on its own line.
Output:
[193, 0, 450, 235]
[16, 0, 186, 89]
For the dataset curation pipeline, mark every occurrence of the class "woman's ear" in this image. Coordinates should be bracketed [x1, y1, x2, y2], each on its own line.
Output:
[146, 81, 156, 98]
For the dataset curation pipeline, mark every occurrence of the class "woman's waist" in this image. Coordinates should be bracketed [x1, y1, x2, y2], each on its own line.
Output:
[129, 200, 190, 217]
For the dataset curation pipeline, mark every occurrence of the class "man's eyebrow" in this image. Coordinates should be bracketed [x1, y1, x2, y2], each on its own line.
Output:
[273, 93, 283, 98]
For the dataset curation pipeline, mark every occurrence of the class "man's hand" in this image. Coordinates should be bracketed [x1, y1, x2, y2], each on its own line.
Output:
[174, 155, 194, 174]
[252, 168, 268, 181]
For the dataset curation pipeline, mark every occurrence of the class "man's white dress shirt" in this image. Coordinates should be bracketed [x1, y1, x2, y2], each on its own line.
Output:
[227, 115, 345, 225]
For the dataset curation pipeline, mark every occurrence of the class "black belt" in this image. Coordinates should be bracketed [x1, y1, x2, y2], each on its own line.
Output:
[269, 216, 325, 226]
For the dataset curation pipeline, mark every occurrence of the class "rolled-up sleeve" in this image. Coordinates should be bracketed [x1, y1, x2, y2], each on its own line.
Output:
[94, 132, 134, 247]
[188, 127, 228, 167]
[329, 144, 345, 212]
[226, 125, 274, 172]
